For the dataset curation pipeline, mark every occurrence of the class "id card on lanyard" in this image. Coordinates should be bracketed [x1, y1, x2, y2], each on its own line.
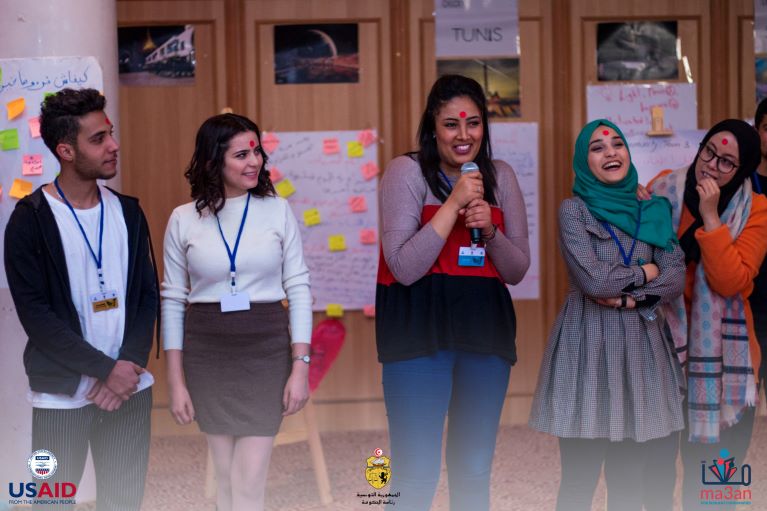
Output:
[439, 169, 486, 267]
[217, 194, 251, 312]
[54, 179, 119, 313]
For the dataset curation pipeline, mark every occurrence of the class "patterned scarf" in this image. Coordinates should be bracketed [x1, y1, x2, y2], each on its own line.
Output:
[653, 167, 756, 443]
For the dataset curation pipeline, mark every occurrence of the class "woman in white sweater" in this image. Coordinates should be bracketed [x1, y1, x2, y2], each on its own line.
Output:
[161, 114, 312, 511]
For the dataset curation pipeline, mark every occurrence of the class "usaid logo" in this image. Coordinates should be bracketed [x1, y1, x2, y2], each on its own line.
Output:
[27, 450, 57, 480]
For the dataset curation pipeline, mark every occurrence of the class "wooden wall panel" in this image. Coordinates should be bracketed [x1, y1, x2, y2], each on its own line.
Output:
[731, 1, 756, 120]
[117, 0, 227, 410]
[243, 0, 392, 431]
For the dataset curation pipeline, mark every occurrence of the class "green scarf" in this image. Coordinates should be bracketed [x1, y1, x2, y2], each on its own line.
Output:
[572, 119, 677, 251]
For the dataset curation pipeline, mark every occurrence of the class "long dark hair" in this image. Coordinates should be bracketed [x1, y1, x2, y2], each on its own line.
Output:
[184, 113, 275, 215]
[414, 74, 498, 205]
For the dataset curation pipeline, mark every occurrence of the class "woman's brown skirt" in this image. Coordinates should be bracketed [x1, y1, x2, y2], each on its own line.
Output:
[183, 302, 291, 436]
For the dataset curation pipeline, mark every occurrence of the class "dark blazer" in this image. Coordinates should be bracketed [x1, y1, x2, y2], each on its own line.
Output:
[4, 186, 159, 396]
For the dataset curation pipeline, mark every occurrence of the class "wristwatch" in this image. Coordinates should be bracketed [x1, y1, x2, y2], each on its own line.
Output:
[293, 355, 311, 364]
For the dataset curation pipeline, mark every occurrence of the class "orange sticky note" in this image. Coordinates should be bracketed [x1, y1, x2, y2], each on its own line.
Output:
[9, 178, 33, 199]
[360, 162, 380, 180]
[28, 117, 41, 138]
[358, 129, 376, 148]
[275, 179, 296, 198]
[349, 195, 367, 213]
[262, 132, 279, 154]
[346, 141, 364, 158]
[268, 167, 284, 183]
[328, 234, 346, 252]
[360, 228, 377, 245]
[362, 304, 376, 317]
[326, 303, 344, 317]
[6, 97, 25, 120]
[22, 154, 43, 176]
[303, 208, 321, 226]
[323, 138, 340, 155]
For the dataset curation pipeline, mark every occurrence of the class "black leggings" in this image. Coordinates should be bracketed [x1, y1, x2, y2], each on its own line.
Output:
[557, 434, 677, 511]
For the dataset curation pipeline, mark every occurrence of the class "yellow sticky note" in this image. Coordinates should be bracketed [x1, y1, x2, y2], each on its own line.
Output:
[9, 178, 33, 199]
[0, 129, 20, 151]
[6, 97, 25, 120]
[22, 154, 43, 176]
[28, 117, 41, 138]
[303, 208, 321, 226]
[346, 141, 364, 158]
[275, 179, 296, 198]
[326, 304, 344, 317]
[328, 234, 347, 252]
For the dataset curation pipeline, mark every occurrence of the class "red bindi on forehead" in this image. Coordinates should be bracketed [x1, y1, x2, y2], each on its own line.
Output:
[722, 138, 728, 146]
[459, 111, 466, 118]
[603, 130, 609, 136]
[249, 140, 256, 148]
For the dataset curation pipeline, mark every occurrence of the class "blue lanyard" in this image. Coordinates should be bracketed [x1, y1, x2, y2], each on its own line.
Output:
[601, 205, 643, 266]
[54, 178, 106, 292]
[216, 193, 250, 293]
[753, 172, 764, 195]
[438, 170, 454, 192]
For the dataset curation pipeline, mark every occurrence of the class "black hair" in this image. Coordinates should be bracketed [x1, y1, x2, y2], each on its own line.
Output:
[39, 88, 106, 161]
[755, 97, 767, 128]
[184, 113, 275, 215]
[414, 74, 498, 205]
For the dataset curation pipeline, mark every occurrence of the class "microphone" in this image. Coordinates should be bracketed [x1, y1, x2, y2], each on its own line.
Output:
[460, 162, 482, 247]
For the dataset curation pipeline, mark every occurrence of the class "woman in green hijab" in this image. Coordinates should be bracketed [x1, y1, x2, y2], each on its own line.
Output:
[529, 120, 686, 511]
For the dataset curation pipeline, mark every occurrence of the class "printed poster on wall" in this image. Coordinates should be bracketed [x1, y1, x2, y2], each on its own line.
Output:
[586, 83, 697, 138]
[435, 0, 519, 57]
[0, 56, 104, 289]
[756, 0, 767, 103]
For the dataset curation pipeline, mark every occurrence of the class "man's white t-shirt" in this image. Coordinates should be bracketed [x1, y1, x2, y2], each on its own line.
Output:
[30, 186, 154, 409]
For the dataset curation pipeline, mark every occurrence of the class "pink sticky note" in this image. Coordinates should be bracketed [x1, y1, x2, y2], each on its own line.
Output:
[22, 154, 43, 176]
[360, 228, 377, 245]
[358, 129, 376, 148]
[262, 132, 279, 154]
[360, 162, 380, 180]
[362, 304, 376, 317]
[349, 195, 367, 213]
[269, 167, 284, 183]
[323, 138, 340, 155]
[28, 117, 41, 138]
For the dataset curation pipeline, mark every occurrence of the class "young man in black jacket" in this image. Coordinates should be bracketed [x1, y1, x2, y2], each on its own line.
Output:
[4, 88, 158, 511]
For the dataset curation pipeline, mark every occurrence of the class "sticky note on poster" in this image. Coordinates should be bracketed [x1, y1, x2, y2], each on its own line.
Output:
[357, 129, 376, 147]
[275, 179, 296, 198]
[346, 141, 364, 158]
[323, 138, 340, 154]
[326, 303, 344, 317]
[262, 132, 279, 154]
[360, 162, 379, 180]
[362, 304, 375, 317]
[28, 117, 41, 138]
[6, 97, 25, 120]
[1, 128, 20, 150]
[9, 178, 33, 199]
[359, 228, 377, 245]
[328, 234, 346, 252]
[349, 195, 367, 213]
[269, 167, 284, 183]
[22, 154, 43, 176]
[303, 208, 321, 226]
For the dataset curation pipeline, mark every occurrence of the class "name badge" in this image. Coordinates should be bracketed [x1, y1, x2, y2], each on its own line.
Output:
[458, 246, 486, 267]
[220, 292, 251, 313]
[91, 290, 119, 312]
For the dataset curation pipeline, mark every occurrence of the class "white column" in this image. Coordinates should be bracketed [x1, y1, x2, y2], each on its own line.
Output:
[0, 0, 118, 502]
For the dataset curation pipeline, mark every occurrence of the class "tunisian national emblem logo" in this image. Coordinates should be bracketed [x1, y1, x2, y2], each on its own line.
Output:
[365, 448, 391, 489]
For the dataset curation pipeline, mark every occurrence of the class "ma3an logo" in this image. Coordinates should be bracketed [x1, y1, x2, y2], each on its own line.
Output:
[699, 448, 753, 505]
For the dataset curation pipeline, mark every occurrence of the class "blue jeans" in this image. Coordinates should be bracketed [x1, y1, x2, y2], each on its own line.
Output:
[382, 350, 511, 511]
